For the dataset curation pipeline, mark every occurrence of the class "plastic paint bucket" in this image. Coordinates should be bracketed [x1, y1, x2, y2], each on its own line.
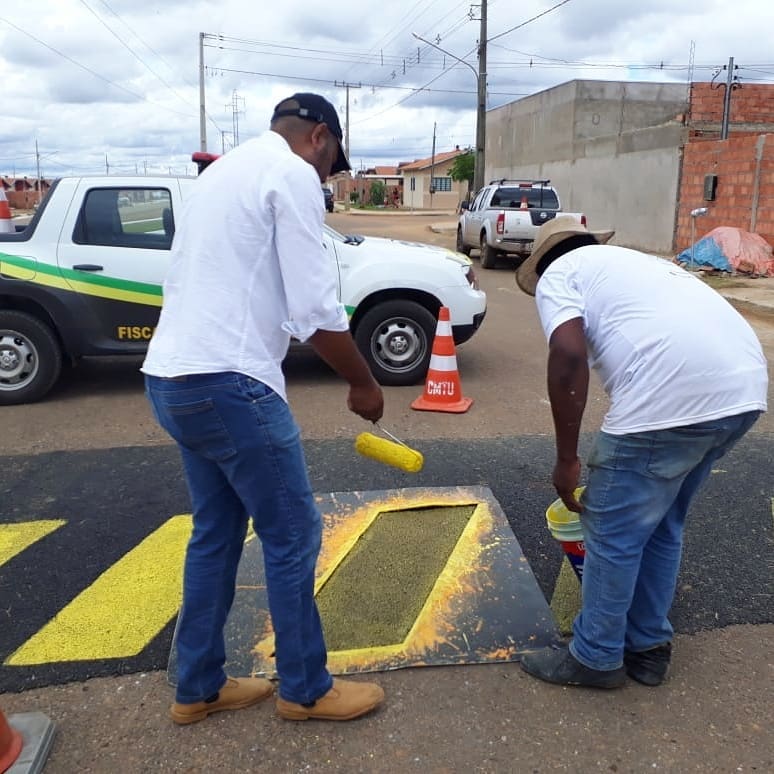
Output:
[545, 487, 586, 581]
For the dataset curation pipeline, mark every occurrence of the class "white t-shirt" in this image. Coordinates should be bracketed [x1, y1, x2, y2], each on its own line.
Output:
[142, 130, 349, 400]
[535, 245, 768, 434]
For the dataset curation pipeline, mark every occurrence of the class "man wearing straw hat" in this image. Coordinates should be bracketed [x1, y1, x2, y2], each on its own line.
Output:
[516, 216, 768, 688]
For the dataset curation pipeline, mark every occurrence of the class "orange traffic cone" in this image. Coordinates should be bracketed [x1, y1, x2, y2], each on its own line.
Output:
[411, 307, 473, 413]
[0, 709, 22, 772]
[0, 190, 13, 234]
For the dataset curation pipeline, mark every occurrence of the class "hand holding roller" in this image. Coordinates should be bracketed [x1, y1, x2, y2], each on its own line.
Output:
[354, 423, 424, 473]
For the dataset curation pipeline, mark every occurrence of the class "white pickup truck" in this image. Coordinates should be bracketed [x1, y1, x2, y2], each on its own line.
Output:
[457, 179, 586, 269]
[0, 176, 486, 404]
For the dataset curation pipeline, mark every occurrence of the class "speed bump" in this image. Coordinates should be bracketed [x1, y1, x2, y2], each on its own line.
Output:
[168, 486, 559, 682]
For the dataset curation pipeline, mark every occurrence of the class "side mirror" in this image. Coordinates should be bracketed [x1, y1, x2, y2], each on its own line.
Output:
[459, 201, 470, 211]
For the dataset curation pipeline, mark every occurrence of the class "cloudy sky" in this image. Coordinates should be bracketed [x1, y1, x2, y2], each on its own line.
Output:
[1, 0, 772, 179]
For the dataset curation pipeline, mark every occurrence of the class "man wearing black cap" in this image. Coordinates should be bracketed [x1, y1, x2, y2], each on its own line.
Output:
[143, 93, 386, 724]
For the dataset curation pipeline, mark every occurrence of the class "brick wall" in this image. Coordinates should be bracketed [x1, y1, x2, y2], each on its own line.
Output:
[6, 190, 40, 209]
[689, 82, 774, 139]
[675, 133, 774, 250]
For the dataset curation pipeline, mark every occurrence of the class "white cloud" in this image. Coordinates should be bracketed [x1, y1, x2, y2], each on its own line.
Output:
[1, 0, 773, 177]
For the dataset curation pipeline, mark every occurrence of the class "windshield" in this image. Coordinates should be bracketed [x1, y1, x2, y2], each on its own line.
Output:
[323, 224, 345, 242]
[490, 187, 559, 209]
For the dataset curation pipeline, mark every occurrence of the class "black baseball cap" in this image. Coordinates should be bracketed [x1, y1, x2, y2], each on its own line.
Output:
[271, 93, 351, 174]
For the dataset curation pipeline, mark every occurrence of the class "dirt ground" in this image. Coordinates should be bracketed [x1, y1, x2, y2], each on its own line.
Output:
[2, 212, 773, 773]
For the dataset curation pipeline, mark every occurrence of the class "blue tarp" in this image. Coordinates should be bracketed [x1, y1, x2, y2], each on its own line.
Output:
[677, 236, 732, 271]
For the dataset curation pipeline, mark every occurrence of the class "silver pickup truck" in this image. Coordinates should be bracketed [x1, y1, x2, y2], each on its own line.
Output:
[456, 179, 586, 269]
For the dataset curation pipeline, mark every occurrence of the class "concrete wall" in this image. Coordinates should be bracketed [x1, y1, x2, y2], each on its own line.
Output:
[486, 80, 689, 253]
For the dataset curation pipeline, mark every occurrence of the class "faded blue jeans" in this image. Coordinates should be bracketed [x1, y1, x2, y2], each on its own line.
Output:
[145, 372, 333, 704]
[570, 411, 761, 671]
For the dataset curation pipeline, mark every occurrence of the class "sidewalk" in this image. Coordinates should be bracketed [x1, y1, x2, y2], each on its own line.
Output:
[4, 625, 773, 771]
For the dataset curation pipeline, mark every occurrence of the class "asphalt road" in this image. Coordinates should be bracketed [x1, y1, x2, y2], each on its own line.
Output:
[1, 213, 773, 695]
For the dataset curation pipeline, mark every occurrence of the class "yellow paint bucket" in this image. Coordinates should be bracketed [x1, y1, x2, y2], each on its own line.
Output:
[545, 487, 586, 581]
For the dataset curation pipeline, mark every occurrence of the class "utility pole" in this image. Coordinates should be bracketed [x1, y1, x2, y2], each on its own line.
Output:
[334, 81, 361, 211]
[226, 90, 245, 147]
[35, 140, 42, 205]
[199, 32, 207, 151]
[105, 154, 110, 175]
[430, 122, 437, 209]
[333, 81, 362, 163]
[475, 0, 487, 192]
[721, 56, 737, 140]
[413, 0, 487, 193]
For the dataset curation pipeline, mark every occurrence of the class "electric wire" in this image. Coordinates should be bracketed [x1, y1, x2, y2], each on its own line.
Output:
[0, 16, 197, 119]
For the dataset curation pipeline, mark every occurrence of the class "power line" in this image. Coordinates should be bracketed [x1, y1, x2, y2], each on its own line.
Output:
[95, 0, 225, 135]
[208, 64, 527, 98]
[77, 0, 192, 109]
[0, 16, 196, 119]
[488, 0, 575, 44]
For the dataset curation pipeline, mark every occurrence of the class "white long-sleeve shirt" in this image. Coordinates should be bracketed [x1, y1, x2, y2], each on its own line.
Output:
[142, 130, 349, 400]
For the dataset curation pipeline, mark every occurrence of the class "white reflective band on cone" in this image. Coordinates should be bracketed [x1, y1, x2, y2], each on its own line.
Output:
[435, 320, 453, 337]
[428, 354, 458, 371]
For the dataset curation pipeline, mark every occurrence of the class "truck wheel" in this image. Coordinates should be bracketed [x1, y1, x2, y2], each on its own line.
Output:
[0, 311, 62, 405]
[480, 234, 498, 269]
[354, 300, 436, 386]
[456, 227, 471, 256]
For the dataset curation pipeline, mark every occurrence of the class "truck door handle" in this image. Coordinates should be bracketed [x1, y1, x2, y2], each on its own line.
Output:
[72, 264, 104, 271]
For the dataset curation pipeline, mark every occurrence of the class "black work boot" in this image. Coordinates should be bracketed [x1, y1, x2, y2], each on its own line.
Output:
[521, 645, 626, 688]
[624, 643, 672, 686]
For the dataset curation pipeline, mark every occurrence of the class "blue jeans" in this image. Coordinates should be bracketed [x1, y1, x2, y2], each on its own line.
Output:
[570, 411, 761, 671]
[145, 372, 333, 704]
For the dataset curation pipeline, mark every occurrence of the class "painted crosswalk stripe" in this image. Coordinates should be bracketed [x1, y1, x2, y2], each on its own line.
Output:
[0, 520, 66, 567]
[6, 514, 192, 665]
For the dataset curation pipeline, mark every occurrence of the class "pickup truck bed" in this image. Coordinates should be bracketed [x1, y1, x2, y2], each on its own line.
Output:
[457, 180, 585, 269]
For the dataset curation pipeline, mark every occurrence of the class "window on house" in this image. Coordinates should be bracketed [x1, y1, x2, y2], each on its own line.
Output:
[410, 177, 416, 191]
[431, 177, 452, 192]
[73, 188, 175, 249]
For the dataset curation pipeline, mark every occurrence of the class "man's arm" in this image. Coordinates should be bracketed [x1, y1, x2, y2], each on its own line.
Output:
[309, 329, 384, 423]
[547, 317, 589, 512]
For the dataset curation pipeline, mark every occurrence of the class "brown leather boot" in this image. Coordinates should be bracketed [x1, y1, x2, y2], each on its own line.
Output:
[170, 677, 275, 724]
[276, 678, 385, 721]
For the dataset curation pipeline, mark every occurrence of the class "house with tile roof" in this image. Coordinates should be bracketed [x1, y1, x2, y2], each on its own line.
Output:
[399, 147, 468, 210]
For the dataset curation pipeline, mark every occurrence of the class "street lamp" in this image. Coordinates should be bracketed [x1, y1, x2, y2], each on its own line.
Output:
[689, 207, 709, 271]
[412, 32, 487, 193]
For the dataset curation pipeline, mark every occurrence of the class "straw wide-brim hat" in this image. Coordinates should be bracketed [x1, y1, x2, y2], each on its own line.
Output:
[516, 215, 615, 296]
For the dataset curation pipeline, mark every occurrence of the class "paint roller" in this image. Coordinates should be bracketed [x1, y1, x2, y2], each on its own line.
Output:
[354, 423, 424, 473]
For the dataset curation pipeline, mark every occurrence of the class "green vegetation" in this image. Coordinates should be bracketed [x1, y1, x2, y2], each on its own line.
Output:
[369, 180, 385, 207]
[448, 149, 474, 192]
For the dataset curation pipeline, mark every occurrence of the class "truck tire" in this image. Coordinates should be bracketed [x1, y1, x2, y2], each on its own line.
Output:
[456, 227, 471, 256]
[0, 311, 63, 405]
[354, 300, 436, 386]
[480, 233, 498, 269]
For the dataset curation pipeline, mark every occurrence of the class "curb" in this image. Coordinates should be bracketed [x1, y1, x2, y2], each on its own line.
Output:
[721, 295, 774, 320]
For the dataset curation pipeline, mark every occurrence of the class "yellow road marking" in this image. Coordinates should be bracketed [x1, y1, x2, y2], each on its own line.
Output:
[549, 557, 581, 636]
[6, 515, 192, 665]
[0, 521, 65, 567]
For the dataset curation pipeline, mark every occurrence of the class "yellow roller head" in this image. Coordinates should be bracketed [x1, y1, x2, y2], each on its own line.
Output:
[354, 432, 424, 473]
